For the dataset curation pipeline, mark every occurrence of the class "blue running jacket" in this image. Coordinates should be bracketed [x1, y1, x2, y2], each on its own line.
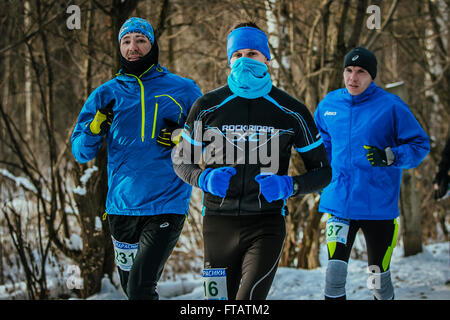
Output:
[71, 65, 202, 216]
[314, 82, 430, 220]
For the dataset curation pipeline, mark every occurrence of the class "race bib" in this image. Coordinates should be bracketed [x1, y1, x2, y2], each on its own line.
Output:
[202, 268, 228, 300]
[112, 237, 138, 271]
[326, 216, 350, 245]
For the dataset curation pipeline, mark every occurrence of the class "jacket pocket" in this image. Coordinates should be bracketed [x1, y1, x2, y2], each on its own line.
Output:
[368, 167, 397, 212]
[153, 94, 184, 139]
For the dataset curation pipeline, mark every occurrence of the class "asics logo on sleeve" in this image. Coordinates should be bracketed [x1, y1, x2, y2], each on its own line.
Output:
[324, 111, 337, 116]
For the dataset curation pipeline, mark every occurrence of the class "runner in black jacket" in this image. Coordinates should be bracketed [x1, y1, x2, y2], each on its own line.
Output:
[173, 22, 331, 300]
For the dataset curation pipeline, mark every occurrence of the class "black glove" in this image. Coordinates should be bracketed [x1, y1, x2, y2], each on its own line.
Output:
[89, 99, 115, 135]
[156, 118, 181, 149]
[433, 169, 449, 200]
[364, 145, 395, 167]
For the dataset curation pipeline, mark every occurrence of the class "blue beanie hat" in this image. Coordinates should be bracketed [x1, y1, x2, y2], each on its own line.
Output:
[118, 17, 155, 44]
[227, 27, 271, 63]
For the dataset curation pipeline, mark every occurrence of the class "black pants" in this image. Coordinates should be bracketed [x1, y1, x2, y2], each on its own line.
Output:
[203, 214, 286, 300]
[108, 214, 185, 300]
[327, 216, 398, 270]
[325, 215, 398, 299]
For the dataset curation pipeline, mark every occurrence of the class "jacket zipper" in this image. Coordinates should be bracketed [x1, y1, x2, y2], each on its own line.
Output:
[154, 94, 184, 140]
[124, 64, 155, 142]
[152, 102, 158, 139]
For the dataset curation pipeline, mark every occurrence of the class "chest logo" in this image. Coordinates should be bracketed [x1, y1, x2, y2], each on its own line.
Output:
[324, 111, 337, 116]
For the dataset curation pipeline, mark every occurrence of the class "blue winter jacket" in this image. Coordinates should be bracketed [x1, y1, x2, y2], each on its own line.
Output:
[71, 65, 202, 216]
[314, 82, 429, 220]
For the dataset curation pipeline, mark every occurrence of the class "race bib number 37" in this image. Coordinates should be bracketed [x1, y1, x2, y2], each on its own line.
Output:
[326, 216, 350, 245]
[112, 237, 138, 271]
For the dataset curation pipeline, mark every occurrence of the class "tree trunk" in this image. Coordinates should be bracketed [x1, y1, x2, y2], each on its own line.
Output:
[296, 201, 321, 269]
[72, 145, 111, 297]
[24, 1, 33, 144]
[399, 170, 423, 256]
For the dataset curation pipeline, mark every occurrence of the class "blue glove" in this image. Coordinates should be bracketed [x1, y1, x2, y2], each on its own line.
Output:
[255, 173, 293, 203]
[198, 167, 237, 197]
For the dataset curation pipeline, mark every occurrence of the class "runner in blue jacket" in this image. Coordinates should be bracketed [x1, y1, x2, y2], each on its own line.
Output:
[314, 47, 429, 300]
[71, 17, 202, 299]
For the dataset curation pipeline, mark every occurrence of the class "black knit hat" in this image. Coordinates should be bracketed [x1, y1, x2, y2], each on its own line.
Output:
[344, 47, 377, 79]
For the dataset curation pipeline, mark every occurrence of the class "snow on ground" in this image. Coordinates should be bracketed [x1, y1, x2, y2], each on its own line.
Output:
[87, 241, 449, 300]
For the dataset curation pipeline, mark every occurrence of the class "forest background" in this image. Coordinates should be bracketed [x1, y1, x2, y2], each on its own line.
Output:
[0, 0, 448, 299]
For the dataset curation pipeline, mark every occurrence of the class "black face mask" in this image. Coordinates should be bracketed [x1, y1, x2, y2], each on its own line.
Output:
[119, 39, 159, 77]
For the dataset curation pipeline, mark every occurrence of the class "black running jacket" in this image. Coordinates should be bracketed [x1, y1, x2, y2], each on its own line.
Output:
[173, 85, 331, 216]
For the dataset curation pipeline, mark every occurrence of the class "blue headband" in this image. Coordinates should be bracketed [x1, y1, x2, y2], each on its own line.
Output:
[227, 27, 271, 63]
[118, 17, 155, 44]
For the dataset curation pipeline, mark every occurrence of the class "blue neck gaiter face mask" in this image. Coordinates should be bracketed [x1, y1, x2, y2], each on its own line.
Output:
[227, 57, 272, 99]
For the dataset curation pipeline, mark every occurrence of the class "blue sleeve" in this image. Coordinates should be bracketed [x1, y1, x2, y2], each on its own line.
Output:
[183, 80, 202, 119]
[71, 87, 105, 163]
[390, 100, 430, 169]
[314, 104, 332, 164]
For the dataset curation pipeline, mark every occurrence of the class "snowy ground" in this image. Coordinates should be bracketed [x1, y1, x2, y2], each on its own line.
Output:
[88, 241, 450, 300]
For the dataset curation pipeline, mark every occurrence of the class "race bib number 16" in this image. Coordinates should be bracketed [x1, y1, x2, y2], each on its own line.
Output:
[326, 216, 350, 245]
[202, 268, 228, 300]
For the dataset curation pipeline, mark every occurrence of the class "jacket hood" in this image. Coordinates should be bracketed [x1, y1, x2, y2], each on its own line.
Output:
[116, 63, 169, 82]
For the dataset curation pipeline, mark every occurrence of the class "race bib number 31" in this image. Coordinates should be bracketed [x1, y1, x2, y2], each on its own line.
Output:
[112, 237, 138, 271]
[202, 268, 228, 300]
[326, 216, 350, 245]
